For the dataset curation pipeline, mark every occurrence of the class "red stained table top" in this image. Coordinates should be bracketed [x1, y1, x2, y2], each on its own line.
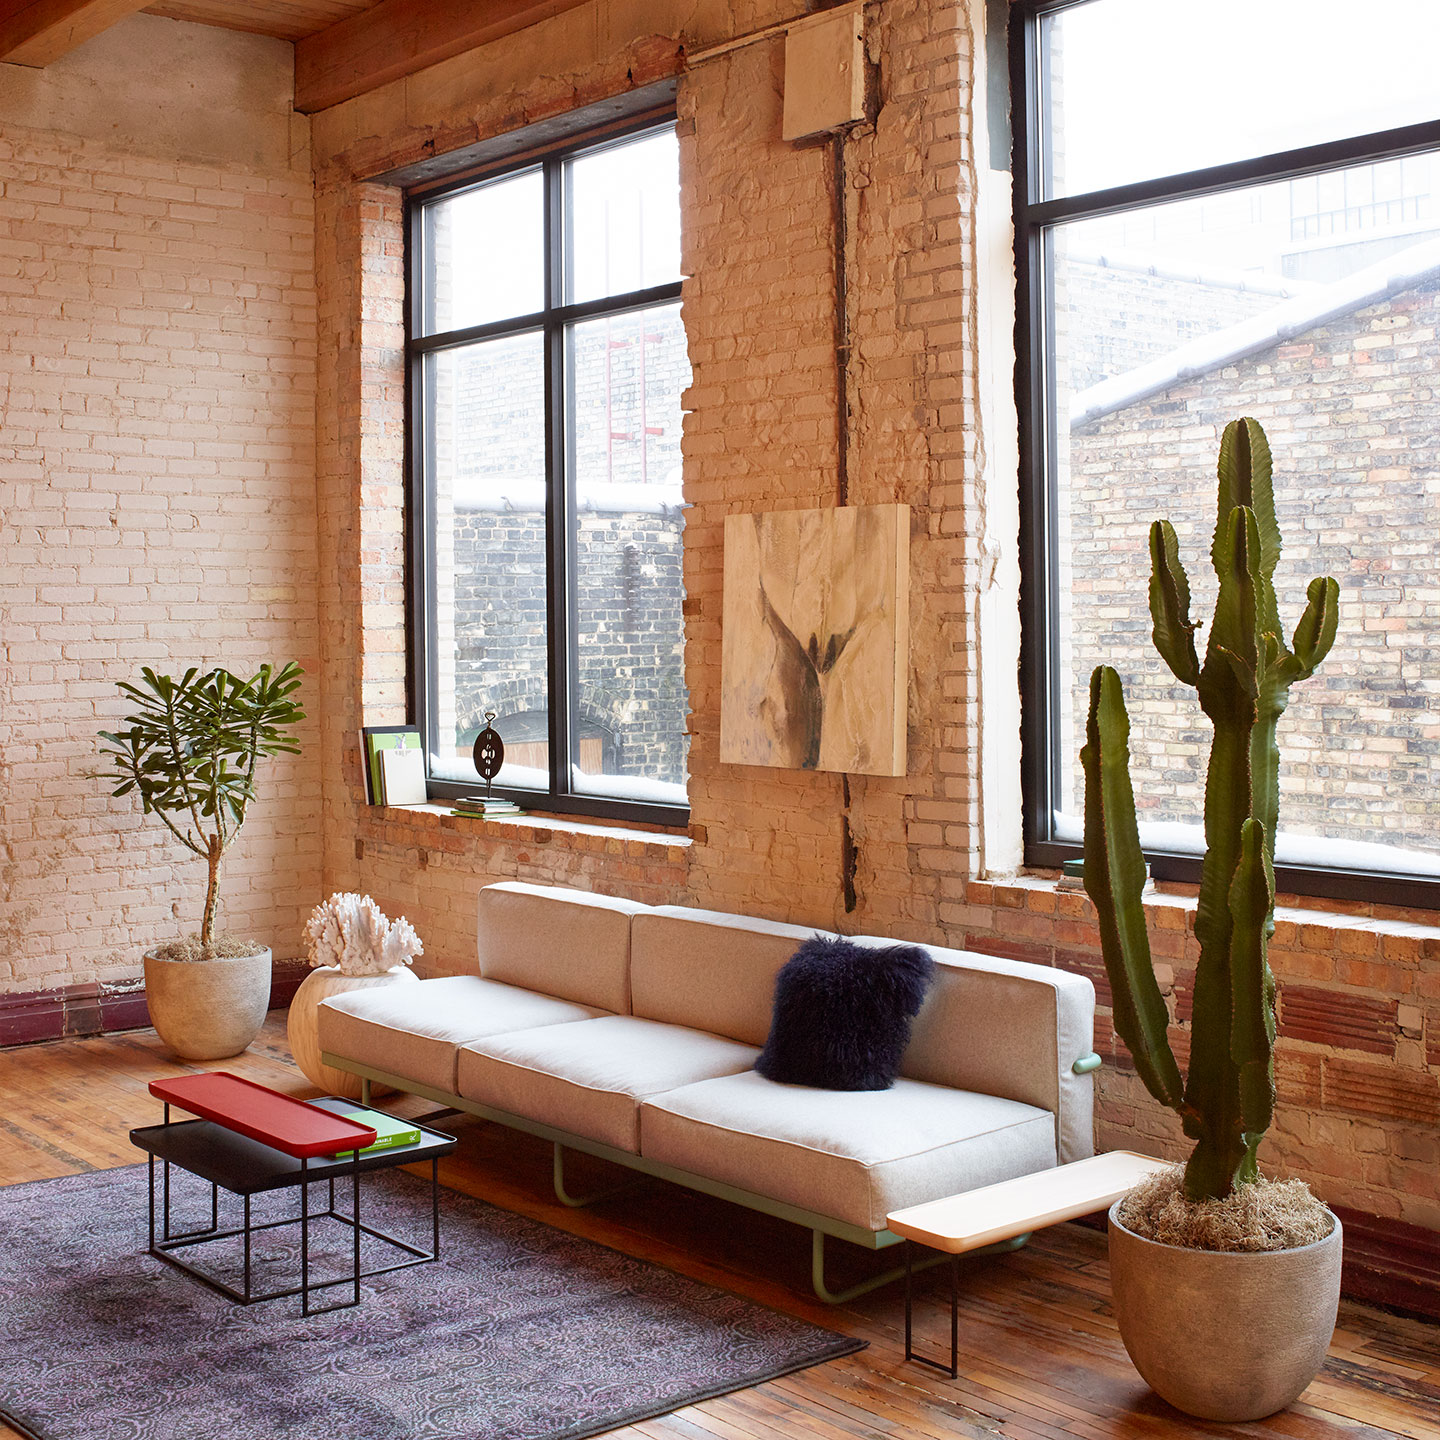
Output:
[149, 1072, 377, 1158]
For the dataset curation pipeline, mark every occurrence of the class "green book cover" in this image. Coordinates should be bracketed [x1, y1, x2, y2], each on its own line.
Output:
[360, 727, 421, 805]
[338, 1106, 422, 1152]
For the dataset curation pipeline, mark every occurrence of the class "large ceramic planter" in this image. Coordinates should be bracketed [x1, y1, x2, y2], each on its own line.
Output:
[143, 947, 272, 1061]
[286, 964, 417, 1099]
[1108, 1201, 1342, 1422]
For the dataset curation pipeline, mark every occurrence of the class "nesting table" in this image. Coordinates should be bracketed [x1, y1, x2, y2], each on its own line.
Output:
[888, 1150, 1172, 1377]
[129, 1072, 458, 1316]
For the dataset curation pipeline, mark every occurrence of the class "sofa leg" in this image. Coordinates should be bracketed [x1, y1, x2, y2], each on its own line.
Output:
[360, 1077, 372, 1107]
[552, 1143, 638, 1208]
[810, 1229, 1030, 1306]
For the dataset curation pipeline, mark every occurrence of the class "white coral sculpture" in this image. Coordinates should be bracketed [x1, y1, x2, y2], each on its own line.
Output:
[305, 892, 423, 976]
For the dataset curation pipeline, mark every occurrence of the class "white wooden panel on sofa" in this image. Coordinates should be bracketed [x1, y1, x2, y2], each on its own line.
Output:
[887, 1149, 1171, 1255]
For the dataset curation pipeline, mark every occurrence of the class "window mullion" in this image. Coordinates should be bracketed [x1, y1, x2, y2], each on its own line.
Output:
[543, 155, 569, 801]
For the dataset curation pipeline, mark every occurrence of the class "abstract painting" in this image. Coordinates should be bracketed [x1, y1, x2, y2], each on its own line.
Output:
[720, 503, 909, 776]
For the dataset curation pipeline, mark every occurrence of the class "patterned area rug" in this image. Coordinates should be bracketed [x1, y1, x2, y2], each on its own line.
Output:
[0, 1163, 863, 1440]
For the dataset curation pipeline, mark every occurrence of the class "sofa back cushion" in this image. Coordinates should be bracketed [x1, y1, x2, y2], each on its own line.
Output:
[630, 906, 832, 1046]
[477, 882, 646, 1013]
[853, 935, 1096, 1164]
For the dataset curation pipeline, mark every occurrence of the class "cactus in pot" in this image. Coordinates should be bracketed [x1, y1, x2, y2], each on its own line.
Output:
[1081, 417, 1339, 1203]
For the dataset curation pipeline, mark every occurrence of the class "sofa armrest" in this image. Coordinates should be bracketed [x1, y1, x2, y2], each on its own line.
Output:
[855, 936, 1097, 1165]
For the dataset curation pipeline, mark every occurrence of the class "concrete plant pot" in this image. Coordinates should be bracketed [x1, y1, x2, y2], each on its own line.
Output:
[286, 964, 417, 1099]
[1108, 1201, 1342, 1422]
[143, 947, 272, 1061]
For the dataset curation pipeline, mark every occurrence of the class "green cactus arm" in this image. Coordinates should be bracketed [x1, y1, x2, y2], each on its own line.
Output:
[1081, 665, 1186, 1113]
[1290, 575, 1341, 678]
[1229, 818, 1277, 1148]
[1214, 417, 1281, 582]
[1148, 520, 1200, 686]
[1206, 505, 1263, 688]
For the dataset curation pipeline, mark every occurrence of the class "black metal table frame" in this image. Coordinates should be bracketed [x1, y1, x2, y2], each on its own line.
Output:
[903, 1240, 961, 1379]
[145, 1102, 443, 1317]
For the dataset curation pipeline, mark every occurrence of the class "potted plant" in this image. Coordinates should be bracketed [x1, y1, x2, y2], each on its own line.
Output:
[98, 662, 305, 1061]
[1082, 417, 1343, 1422]
[287, 892, 422, 1098]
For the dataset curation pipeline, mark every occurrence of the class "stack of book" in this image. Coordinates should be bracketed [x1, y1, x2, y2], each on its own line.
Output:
[451, 794, 526, 819]
[336, 1106, 423, 1153]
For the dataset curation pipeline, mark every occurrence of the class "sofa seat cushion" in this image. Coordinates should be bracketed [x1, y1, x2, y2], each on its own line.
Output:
[640, 1071, 1058, 1231]
[318, 976, 606, 1096]
[457, 1016, 760, 1154]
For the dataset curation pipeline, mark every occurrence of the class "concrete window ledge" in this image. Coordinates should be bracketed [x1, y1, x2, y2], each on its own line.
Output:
[378, 802, 692, 854]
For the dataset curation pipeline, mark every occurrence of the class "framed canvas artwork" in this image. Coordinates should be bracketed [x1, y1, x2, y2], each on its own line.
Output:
[720, 503, 909, 776]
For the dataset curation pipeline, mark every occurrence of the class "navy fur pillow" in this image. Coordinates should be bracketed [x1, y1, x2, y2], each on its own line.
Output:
[755, 935, 936, 1091]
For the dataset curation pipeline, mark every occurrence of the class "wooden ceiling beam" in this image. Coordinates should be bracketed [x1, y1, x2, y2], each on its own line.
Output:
[0, 0, 153, 66]
[294, 0, 592, 114]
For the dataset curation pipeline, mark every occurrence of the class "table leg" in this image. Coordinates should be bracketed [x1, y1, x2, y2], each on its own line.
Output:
[906, 1240, 916, 1360]
[300, 1156, 310, 1317]
[352, 1148, 362, 1307]
[162, 1158, 171, 1241]
[147, 1153, 155, 1252]
[949, 1255, 960, 1379]
[243, 1193, 252, 1302]
[432, 1156, 440, 1257]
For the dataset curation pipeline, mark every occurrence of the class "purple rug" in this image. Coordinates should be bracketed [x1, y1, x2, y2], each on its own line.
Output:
[0, 1163, 863, 1440]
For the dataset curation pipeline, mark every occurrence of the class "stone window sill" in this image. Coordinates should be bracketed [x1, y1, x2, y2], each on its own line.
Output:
[379, 802, 692, 852]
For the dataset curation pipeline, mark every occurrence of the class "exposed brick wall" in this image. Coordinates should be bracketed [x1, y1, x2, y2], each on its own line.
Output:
[956, 879, 1440, 1229]
[302, 0, 1440, 1233]
[0, 23, 321, 993]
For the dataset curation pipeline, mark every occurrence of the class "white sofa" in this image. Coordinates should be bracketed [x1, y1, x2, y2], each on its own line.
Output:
[317, 881, 1098, 1300]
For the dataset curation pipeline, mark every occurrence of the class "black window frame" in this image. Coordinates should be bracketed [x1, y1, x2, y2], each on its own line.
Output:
[405, 116, 689, 827]
[1012, 0, 1440, 909]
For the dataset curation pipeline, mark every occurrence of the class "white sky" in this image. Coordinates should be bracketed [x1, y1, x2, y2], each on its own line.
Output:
[1054, 0, 1440, 196]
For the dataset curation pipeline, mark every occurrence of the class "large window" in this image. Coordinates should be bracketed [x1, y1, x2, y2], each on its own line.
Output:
[408, 124, 690, 822]
[1014, 0, 1440, 904]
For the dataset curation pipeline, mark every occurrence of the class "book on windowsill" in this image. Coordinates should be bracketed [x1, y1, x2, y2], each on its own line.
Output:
[335, 1106, 423, 1152]
[1058, 857, 1153, 895]
[451, 795, 525, 817]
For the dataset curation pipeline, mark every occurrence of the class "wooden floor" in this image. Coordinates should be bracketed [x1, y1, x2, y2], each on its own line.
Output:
[3, 1017, 1439, 1440]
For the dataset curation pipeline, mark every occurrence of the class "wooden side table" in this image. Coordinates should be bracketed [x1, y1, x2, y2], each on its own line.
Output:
[887, 1150, 1172, 1377]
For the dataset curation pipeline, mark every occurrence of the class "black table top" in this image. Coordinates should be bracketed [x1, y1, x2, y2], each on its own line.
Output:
[129, 1097, 459, 1196]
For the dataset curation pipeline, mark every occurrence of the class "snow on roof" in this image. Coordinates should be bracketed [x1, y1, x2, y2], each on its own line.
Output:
[1070, 237, 1440, 429]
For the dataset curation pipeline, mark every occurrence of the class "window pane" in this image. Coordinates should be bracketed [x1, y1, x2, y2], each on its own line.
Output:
[1048, 157, 1440, 876]
[427, 332, 551, 790]
[568, 302, 690, 804]
[1043, 0, 1440, 200]
[423, 168, 543, 334]
[567, 130, 682, 304]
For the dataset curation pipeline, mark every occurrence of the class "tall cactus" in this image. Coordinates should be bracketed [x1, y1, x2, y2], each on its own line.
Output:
[1082, 418, 1339, 1202]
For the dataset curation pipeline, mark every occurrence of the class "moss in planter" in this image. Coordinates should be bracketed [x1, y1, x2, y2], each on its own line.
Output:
[149, 934, 266, 963]
[1118, 1166, 1334, 1253]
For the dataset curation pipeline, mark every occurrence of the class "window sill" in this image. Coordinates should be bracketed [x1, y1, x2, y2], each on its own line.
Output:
[375, 802, 692, 852]
[995, 870, 1440, 942]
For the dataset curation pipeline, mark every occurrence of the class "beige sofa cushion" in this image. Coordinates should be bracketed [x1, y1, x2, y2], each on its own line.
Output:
[457, 1015, 759, 1154]
[630, 906, 829, 1045]
[853, 937, 1097, 1166]
[318, 975, 605, 1095]
[640, 1071, 1057, 1231]
[477, 882, 647, 1014]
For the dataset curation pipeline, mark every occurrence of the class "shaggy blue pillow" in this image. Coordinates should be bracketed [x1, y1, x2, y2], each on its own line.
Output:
[755, 935, 936, 1091]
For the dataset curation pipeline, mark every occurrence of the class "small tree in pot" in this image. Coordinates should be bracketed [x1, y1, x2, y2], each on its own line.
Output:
[1082, 418, 1343, 1422]
[98, 662, 304, 1059]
